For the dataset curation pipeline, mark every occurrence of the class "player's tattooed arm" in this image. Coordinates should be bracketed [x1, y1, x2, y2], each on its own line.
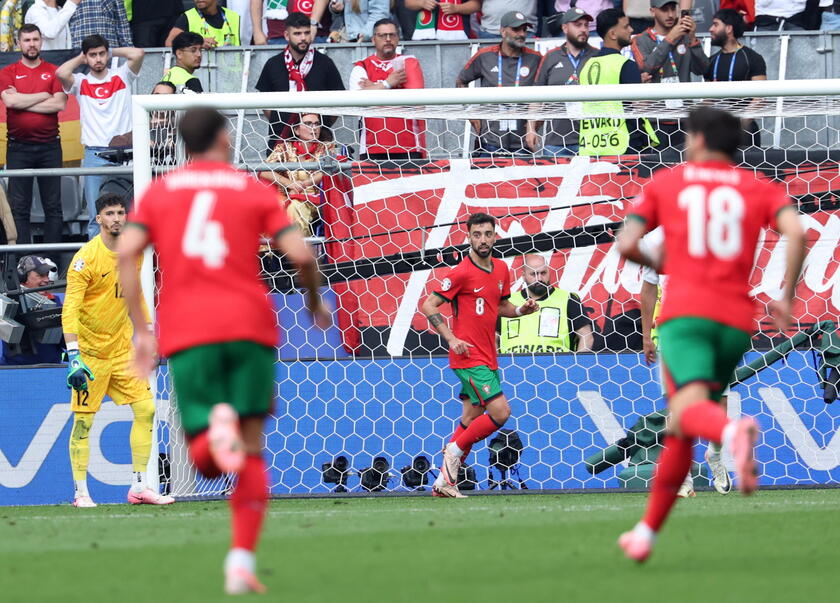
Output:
[421, 293, 472, 356]
[428, 312, 445, 327]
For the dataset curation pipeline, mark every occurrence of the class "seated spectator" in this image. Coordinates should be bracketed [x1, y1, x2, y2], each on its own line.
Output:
[126, 0, 183, 48]
[261, 114, 341, 237]
[161, 31, 204, 93]
[349, 18, 426, 160]
[500, 254, 594, 353]
[25, 0, 80, 51]
[343, 0, 390, 41]
[255, 12, 345, 152]
[406, 0, 478, 40]
[69, 0, 132, 48]
[624, 0, 654, 34]
[150, 81, 178, 166]
[554, 0, 612, 32]
[456, 11, 541, 157]
[165, 0, 241, 48]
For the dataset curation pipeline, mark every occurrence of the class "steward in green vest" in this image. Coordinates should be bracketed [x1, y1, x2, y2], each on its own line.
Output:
[577, 9, 658, 156]
[162, 31, 204, 93]
[168, 0, 241, 48]
[499, 255, 594, 353]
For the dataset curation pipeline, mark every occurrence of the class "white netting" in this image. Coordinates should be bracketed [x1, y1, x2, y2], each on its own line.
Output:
[136, 84, 840, 497]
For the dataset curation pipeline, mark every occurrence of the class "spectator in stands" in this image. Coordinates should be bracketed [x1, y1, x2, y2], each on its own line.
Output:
[527, 7, 598, 157]
[228, 0, 267, 44]
[704, 9, 766, 146]
[719, 0, 755, 29]
[822, 0, 840, 30]
[262, 113, 340, 237]
[0, 24, 67, 245]
[125, 0, 182, 48]
[24, 0, 80, 51]
[500, 254, 594, 353]
[57, 35, 144, 240]
[165, 0, 241, 48]
[473, 0, 537, 38]
[406, 0, 477, 40]
[161, 31, 204, 93]
[150, 81, 178, 166]
[349, 18, 426, 160]
[754, 0, 818, 31]
[630, 0, 708, 151]
[456, 11, 541, 157]
[255, 12, 344, 152]
[343, 0, 391, 41]
[69, 0, 132, 49]
[554, 0, 612, 32]
[265, 0, 333, 43]
[624, 0, 654, 34]
[577, 8, 659, 155]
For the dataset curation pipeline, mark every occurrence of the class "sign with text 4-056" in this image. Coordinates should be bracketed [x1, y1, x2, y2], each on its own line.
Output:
[0, 368, 136, 505]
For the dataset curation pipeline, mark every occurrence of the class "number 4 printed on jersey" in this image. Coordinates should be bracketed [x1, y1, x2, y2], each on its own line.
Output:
[183, 191, 229, 268]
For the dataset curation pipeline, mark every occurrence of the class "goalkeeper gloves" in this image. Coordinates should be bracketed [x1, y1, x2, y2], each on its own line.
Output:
[66, 348, 94, 392]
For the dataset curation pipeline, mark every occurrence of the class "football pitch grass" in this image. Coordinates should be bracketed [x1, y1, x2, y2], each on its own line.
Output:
[2, 488, 839, 603]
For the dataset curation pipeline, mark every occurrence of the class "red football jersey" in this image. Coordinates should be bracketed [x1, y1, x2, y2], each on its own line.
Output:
[433, 256, 511, 370]
[630, 160, 791, 333]
[0, 60, 63, 142]
[130, 161, 292, 357]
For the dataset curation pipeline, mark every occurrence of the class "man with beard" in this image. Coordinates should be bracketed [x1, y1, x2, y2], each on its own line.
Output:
[255, 11, 344, 153]
[0, 24, 66, 246]
[500, 255, 594, 353]
[61, 194, 174, 508]
[526, 7, 598, 157]
[421, 213, 539, 498]
[57, 34, 144, 240]
[456, 11, 541, 157]
[349, 18, 426, 161]
[704, 9, 767, 147]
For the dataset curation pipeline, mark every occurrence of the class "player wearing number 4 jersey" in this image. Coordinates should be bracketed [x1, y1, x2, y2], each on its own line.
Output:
[421, 213, 538, 498]
[119, 108, 329, 595]
[617, 107, 806, 563]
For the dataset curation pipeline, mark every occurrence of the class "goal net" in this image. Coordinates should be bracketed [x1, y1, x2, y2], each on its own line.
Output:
[133, 80, 840, 497]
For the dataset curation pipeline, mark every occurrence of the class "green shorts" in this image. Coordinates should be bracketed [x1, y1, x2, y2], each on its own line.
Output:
[658, 317, 750, 402]
[454, 366, 503, 407]
[169, 340, 276, 436]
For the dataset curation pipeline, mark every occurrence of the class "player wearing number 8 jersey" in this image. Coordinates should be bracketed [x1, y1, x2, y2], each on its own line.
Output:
[616, 107, 806, 562]
[421, 213, 539, 498]
[119, 108, 329, 595]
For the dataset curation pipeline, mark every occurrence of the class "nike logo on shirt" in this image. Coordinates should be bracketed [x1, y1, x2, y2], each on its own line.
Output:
[15, 75, 26, 79]
[473, 287, 484, 292]
[101, 272, 111, 278]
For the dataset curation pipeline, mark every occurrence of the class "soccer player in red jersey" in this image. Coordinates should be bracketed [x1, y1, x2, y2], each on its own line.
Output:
[421, 213, 538, 498]
[118, 108, 329, 594]
[616, 107, 806, 562]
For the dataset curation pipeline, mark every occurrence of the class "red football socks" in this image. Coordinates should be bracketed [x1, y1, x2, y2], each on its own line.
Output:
[188, 431, 222, 478]
[679, 401, 729, 443]
[231, 454, 268, 552]
[449, 421, 473, 463]
[455, 414, 501, 451]
[642, 435, 693, 532]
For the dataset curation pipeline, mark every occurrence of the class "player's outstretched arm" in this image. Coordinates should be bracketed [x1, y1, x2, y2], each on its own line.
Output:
[421, 293, 472, 357]
[275, 227, 331, 329]
[769, 206, 807, 332]
[498, 297, 538, 319]
[640, 280, 658, 365]
[117, 225, 158, 377]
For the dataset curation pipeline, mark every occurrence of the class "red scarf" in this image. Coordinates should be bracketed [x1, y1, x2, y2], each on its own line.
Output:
[285, 47, 315, 92]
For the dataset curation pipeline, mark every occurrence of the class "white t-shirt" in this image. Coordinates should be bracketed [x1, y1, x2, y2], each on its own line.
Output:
[25, 0, 77, 51]
[227, 0, 259, 44]
[755, 0, 806, 19]
[66, 64, 137, 148]
[638, 226, 665, 287]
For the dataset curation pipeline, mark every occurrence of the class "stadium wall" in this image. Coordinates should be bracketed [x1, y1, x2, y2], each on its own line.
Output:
[1, 351, 837, 505]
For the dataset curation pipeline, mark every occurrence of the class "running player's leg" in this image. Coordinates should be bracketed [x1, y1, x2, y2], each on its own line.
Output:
[451, 397, 484, 463]
[68, 355, 110, 507]
[706, 390, 732, 494]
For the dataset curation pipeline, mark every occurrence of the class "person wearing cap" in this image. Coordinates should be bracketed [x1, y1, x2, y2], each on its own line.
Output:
[456, 11, 541, 157]
[553, 0, 613, 33]
[577, 8, 659, 156]
[475, 0, 537, 38]
[527, 7, 599, 156]
[630, 1, 708, 152]
[161, 31, 204, 94]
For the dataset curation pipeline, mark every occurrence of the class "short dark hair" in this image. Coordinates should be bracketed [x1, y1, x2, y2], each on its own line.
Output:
[82, 34, 109, 54]
[713, 9, 745, 40]
[18, 23, 41, 37]
[596, 8, 625, 40]
[178, 107, 227, 154]
[172, 31, 204, 54]
[686, 107, 743, 160]
[152, 80, 177, 93]
[372, 18, 398, 33]
[466, 212, 496, 231]
[285, 11, 311, 30]
[96, 193, 127, 215]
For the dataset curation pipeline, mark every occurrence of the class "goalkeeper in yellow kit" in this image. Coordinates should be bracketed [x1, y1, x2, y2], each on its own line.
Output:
[62, 193, 174, 508]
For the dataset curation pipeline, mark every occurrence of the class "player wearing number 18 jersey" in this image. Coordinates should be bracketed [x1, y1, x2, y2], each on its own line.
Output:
[118, 108, 329, 595]
[421, 213, 538, 498]
[616, 107, 806, 562]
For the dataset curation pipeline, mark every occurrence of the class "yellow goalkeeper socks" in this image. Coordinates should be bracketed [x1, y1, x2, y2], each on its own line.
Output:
[129, 398, 155, 492]
[69, 412, 94, 495]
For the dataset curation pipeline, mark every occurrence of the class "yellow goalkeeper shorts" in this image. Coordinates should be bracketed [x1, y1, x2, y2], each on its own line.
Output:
[69, 350, 152, 413]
